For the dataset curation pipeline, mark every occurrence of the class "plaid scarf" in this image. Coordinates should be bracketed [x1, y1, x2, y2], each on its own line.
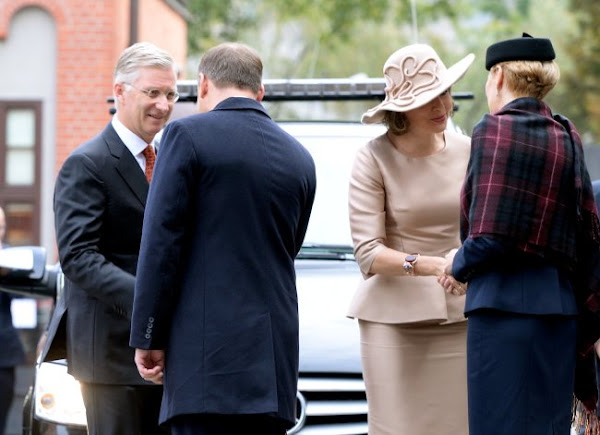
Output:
[460, 97, 600, 413]
[461, 98, 599, 266]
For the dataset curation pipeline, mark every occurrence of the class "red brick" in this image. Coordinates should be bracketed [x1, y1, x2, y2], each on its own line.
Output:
[0, 0, 187, 174]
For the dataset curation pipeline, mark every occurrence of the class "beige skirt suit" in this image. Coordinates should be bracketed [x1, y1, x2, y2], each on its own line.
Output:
[347, 129, 470, 435]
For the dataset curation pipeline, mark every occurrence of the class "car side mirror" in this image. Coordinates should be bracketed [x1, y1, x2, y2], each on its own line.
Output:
[0, 246, 57, 298]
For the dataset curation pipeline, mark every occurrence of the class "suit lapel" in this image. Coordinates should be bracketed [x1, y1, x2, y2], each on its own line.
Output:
[102, 124, 149, 206]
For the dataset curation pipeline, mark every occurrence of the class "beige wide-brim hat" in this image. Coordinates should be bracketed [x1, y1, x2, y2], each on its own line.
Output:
[362, 44, 475, 124]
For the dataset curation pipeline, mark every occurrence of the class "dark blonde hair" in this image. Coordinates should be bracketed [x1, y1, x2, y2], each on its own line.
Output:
[382, 111, 409, 135]
[198, 42, 263, 95]
[493, 60, 560, 100]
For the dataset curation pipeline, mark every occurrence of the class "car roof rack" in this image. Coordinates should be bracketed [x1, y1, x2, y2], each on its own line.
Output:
[175, 78, 474, 102]
[107, 78, 473, 114]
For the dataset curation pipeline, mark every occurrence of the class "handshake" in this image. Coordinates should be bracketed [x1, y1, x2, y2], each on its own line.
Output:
[438, 248, 467, 296]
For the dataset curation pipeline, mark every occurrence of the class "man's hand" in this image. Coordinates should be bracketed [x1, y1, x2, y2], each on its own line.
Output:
[134, 348, 165, 385]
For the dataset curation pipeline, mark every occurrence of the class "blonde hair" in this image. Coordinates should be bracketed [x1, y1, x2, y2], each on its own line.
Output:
[494, 60, 560, 100]
[383, 111, 409, 135]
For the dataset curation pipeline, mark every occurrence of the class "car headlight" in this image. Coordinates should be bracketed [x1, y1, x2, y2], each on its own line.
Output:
[34, 360, 87, 427]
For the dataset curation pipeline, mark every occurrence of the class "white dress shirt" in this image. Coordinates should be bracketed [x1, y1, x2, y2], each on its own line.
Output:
[111, 116, 154, 173]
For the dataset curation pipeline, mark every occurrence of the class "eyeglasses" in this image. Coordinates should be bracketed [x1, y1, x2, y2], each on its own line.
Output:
[124, 83, 179, 103]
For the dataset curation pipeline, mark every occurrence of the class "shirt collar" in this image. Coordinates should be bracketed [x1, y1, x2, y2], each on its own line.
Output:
[111, 115, 150, 156]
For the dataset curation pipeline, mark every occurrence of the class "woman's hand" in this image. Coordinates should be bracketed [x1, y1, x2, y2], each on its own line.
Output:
[437, 274, 467, 296]
[416, 255, 447, 277]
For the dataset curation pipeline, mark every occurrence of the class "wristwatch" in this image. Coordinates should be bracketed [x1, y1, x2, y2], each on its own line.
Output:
[403, 253, 420, 275]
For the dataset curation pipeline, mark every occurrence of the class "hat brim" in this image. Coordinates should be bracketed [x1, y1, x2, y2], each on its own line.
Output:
[361, 53, 475, 124]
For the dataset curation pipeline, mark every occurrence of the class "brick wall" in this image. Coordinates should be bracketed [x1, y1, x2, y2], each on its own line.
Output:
[0, 0, 188, 173]
[139, 0, 188, 77]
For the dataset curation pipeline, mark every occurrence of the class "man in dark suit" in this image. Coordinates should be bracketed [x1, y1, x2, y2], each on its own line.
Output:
[53, 42, 177, 435]
[0, 206, 25, 435]
[129, 42, 316, 435]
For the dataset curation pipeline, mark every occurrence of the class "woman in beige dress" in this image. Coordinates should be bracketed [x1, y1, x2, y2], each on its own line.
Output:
[347, 44, 474, 435]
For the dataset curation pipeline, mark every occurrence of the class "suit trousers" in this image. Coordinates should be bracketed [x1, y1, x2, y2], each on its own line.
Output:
[0, 367, 15, 435]
[169, 413, 288, 435]
[467, 309, 577, 435]
[80, 382, 168, 435]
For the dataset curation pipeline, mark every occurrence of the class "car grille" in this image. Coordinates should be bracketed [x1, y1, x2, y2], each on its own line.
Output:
[290, 374, 368, 435]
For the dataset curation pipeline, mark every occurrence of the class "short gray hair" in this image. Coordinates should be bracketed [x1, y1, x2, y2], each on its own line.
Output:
[198, 42, 262, 94]
[114, 42, 176, 85]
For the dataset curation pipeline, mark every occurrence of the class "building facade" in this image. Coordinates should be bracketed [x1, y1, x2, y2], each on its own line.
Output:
[0, 0, 188, 261]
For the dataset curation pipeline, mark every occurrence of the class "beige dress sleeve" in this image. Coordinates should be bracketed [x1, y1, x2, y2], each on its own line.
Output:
[347, 129, 470, 324]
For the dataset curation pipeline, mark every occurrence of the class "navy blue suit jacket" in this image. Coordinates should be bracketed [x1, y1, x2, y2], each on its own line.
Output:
[130, 97, 316, 426]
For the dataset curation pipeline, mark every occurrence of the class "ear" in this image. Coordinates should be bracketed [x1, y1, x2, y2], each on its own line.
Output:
[493, 66, 504, 92]
[256, 84, 265, 102]
[198, 73, 209, 99]
[114, 82, 126, 103]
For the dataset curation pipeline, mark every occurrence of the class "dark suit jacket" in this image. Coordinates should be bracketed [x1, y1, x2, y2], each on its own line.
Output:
[130, 97, 316, 426]
[51, 122, 152, 385]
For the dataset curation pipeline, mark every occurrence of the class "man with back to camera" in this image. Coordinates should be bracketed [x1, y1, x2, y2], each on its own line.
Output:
[129, 42, 317, 435]
[51, 42, 177, 434]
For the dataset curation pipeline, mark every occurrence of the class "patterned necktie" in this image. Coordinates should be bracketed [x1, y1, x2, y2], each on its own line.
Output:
[142, 145, 156, 183]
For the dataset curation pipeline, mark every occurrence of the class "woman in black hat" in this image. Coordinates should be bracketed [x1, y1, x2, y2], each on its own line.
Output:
[448, 33, 600, 434]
